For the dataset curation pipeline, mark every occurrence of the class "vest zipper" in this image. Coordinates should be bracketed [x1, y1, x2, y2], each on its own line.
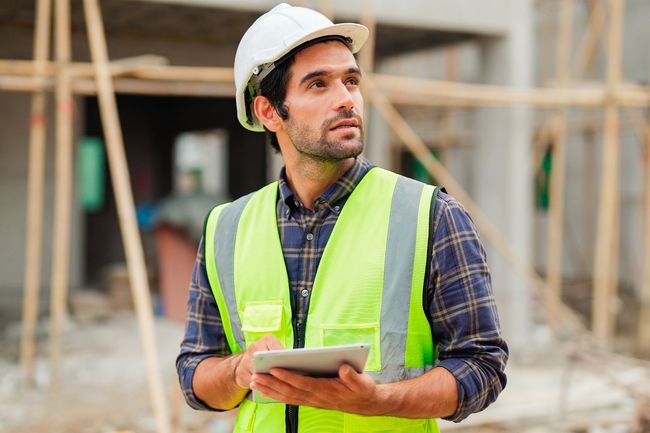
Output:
[287, 319, 305, 433]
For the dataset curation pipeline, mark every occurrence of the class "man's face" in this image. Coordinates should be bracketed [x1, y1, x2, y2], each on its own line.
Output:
[281, 41, 364, 162]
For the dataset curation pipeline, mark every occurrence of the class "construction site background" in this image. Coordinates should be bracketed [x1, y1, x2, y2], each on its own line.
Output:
[1, 0, 650, 432]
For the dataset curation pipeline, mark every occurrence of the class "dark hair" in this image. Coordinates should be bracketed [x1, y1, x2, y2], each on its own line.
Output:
[250, 36, 354, 153]
[257, 56, 295, 152]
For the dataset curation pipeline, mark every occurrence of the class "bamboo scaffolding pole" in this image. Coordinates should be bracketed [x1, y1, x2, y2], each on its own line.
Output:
[372, 74, 650, 107]
[82, 1, 171, 432]
[546, 0, 574, 321]
[358, 0, 376, 138]
[0, 60, 233, 82]
[640, 94, 650, 355]
[358, 0, 376, 75]
[72, 77, 235, 98]
[364, 76, 589, 339]
[0, 74, 234, 97]
[2, 59, 650, 106]
[48, 0, 74, 388]
[365, 79, 650, 400]
[439, 46, 458, 167]
[540, 0, 554, 85]
[592, 0, 625, 344]
[575, 0, 606, 79]
[577, 0, 607, 270]
[531, 117, 556, 178]
[20, 0, 52, 384]
[319, 0, 334, 20]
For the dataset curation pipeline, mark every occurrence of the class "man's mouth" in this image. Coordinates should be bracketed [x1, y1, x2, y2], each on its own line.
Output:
[329, 119, 360, 131]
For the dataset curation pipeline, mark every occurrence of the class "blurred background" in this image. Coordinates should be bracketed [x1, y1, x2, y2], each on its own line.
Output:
[1, 0, 650, 432]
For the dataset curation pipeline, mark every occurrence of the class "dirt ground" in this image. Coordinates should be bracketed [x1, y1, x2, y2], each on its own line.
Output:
[1, 312, 648, 433]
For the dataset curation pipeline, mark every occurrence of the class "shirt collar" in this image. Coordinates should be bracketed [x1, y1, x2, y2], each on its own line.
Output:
[278, 156, 373, 211]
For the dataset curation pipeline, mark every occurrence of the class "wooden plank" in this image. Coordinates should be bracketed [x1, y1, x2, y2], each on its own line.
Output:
[0, 60, 234, 82]
[371, 73, 650, 107]
[2, 59, 650, 106]
[82, 1, 171, 432]
[48, 0, 74, 388]
[592, 0, 625, 344]
[20, 0, 52, 384]
[72, 77, 235, 98]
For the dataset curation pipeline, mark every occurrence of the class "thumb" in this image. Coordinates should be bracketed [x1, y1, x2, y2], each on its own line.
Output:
[262, 334, 285, 350]
[339, 364, 362, 387]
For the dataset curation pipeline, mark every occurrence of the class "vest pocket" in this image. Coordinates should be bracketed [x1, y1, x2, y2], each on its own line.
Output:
[241, 301, 284, 345]
[343, 413, 427, 432]
[320, 323, 381, 371]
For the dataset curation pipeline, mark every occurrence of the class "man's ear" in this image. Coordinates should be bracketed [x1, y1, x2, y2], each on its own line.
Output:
[253, 96, 282, 132]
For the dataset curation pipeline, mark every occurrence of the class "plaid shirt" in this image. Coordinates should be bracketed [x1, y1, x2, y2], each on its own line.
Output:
[176, 156, 508, 422]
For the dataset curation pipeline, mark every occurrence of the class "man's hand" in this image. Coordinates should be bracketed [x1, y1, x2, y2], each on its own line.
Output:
[234, 334, 285, 389]
[250, 363, 387, 415]
[193, 334, 284, 410]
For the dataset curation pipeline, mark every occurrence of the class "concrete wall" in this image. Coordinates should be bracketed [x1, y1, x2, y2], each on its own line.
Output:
[367, 1, 535, 354]
[142, 0, 513, 35]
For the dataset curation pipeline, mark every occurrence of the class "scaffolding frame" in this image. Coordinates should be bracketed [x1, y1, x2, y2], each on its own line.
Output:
[1, 0, 650, 431]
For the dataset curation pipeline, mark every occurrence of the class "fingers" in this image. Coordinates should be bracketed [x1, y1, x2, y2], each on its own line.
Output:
[252, 372, 304, 399]
[249, 334, 285, 352]
[259, 334, 285, 350]
[235, 334, 285, 389]
[250, 376, 295, 404]
[234, 355, 252, 389]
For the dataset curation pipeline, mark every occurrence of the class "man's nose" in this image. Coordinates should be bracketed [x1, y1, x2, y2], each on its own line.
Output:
[333, 81, 355, 111]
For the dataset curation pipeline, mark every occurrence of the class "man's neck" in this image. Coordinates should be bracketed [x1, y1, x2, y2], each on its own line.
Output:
[284, 157, 355, 211]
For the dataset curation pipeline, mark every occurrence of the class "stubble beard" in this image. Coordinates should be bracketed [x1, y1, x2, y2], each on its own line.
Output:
[287, 110, 365, 163]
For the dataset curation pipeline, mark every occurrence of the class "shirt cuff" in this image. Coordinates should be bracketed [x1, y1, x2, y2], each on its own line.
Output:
[178, 354, 224, 412]
[436, 358, 469, 422]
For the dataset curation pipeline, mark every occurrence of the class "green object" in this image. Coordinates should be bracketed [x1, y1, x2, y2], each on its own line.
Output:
[535, 147, 552, 211]
[412, 149, 440, 184]
[205, 168, 441, 433]
[78, 137, 106, 212]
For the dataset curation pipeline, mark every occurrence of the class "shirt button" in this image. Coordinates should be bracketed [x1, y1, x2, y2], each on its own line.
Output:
[300, 289, 309, 298]
[285, 209, 291, 218]
[333, 205, 341, 213]
[306, 233, 314, 241]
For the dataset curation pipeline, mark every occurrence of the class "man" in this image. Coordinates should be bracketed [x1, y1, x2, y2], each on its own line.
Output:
[177, 4, 508, 432]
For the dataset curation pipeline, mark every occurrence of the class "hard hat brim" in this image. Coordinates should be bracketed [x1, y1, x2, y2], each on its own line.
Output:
[237, 22, 369, 132]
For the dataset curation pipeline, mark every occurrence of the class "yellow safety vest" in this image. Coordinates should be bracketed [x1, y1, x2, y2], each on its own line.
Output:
[205, 167, 441, 433]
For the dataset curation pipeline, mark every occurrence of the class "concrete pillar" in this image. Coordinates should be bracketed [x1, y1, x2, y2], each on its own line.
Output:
[474, 0, 534, 355]
[365, 103, 391, 170]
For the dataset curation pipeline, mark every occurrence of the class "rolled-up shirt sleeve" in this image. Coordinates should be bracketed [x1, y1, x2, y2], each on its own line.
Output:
[176, 238, 231, 411]
[428, 192, 509, 422]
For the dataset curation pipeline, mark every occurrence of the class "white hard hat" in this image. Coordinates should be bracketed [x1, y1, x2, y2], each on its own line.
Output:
[234, 3, 369, 132]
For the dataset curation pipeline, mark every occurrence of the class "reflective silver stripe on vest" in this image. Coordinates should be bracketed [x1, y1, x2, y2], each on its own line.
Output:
[368, 365, 434, 383]
[214, 192, 255, 351]
[380, 176, 425, 371]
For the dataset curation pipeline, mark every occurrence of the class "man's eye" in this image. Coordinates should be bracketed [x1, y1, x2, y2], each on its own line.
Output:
[309, 81, 325, 88]
[346, 78, 360, 86]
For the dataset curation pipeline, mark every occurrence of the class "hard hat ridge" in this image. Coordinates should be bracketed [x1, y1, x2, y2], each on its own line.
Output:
[234, 3, 369, 132]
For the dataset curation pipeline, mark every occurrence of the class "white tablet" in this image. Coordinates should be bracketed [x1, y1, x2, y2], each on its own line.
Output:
[252, 343, 370, 403]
